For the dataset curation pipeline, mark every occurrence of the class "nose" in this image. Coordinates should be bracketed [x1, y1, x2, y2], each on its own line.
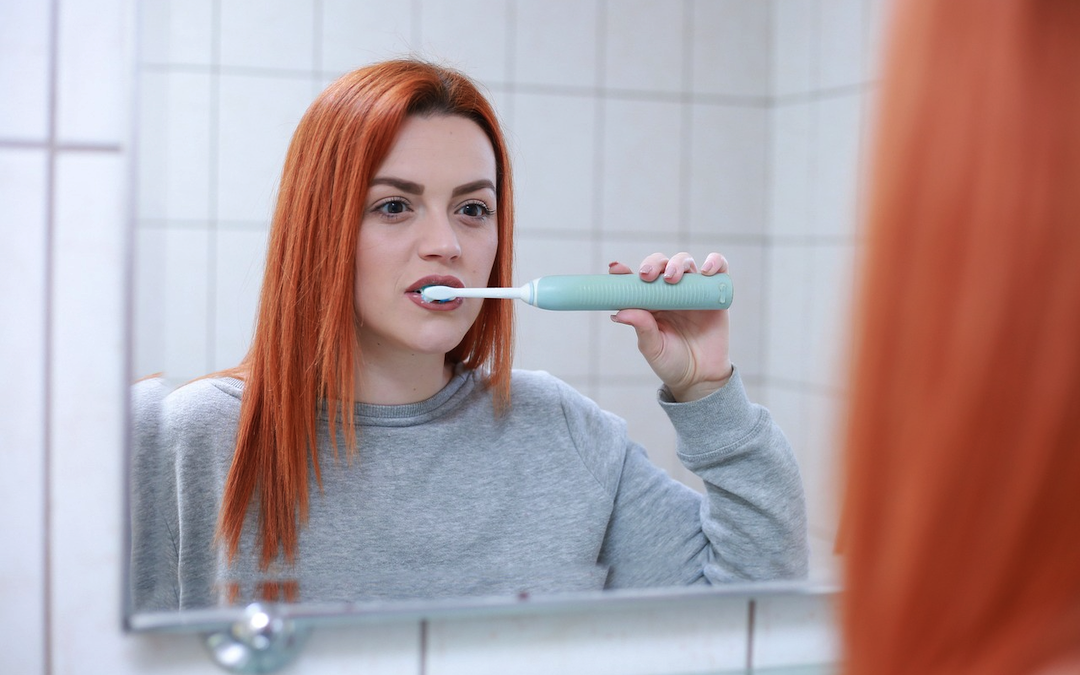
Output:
[418, 212, 461, 260]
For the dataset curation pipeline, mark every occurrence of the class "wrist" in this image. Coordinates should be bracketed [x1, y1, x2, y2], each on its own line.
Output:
[668, 364, 734, 403]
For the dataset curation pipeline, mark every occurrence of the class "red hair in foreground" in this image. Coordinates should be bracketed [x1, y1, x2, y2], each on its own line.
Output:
[842, 1, 1080, 674]
[216, 60, 515, 569]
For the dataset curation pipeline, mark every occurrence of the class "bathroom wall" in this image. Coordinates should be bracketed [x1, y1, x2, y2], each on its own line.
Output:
[0, 0, 887, 673]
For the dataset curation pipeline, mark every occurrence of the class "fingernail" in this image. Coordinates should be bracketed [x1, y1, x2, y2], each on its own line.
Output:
[609, 314, 623, 324]
[639, 265, 653, 276]
[608, 261, 618, 269]
[701, 259, 715, 273]
[663, 266, 675, 279]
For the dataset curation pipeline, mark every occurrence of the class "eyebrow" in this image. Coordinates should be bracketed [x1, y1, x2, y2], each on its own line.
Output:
[368, 177, 496, 198]
[451, 179, 496, 197]
[370, 177, 424, 195]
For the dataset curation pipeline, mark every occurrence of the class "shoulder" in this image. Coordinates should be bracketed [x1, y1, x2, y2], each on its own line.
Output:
[508, 369, 603, 416]
[162, 377, 243, 438]
[508, 369, 627, 489]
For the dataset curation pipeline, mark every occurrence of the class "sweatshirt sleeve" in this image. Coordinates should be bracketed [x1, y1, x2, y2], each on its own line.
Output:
[597, 367, 809, 587]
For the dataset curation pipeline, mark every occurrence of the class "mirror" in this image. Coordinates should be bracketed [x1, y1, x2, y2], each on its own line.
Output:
[130, 0, 880, 624]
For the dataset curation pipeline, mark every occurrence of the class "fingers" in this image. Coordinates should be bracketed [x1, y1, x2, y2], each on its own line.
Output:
[609, 251, 727, 281]
[699, 252, 728, 276]
[607, 261, 634, 275]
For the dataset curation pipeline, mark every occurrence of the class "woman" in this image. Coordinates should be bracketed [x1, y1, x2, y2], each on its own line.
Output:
[133, 59, 807, 610]
[841, 1, 1080, 673]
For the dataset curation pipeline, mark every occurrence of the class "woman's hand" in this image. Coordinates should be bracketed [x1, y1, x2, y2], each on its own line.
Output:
[608, 251, 733, 402]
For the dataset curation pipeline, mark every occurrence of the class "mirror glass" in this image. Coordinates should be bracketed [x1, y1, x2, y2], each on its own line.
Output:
[130, 0, 879, 622]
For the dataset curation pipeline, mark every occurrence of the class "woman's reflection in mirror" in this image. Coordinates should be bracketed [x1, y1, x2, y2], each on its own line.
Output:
[131, 59, 807, 611]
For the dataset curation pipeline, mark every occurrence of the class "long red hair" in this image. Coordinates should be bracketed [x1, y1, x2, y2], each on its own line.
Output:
[217, 60, 516, 569]
[841, 1, 1080, 673]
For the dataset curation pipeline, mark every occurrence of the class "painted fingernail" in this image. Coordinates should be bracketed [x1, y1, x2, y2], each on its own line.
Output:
[608, 261, 619, 269]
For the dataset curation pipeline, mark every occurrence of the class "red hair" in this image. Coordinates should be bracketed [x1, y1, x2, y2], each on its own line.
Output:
[216, 60, 515, 569]
[841, 1, 1080, 673]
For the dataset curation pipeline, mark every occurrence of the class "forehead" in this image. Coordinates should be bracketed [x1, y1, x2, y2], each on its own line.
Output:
[375, 114, 496, 182]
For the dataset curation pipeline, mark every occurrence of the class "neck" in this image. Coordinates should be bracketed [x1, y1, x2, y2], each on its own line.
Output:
[353, 351, 453, 405]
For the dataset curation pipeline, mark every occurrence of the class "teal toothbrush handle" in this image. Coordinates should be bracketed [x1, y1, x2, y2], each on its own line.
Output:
[528, 273, 733, 311]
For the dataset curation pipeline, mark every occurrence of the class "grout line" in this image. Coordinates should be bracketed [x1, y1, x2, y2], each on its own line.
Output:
[747, 599, 757, 673]
[207, 0, 222, 372]
[0, 139, 123, 152]
[587, 0, 609, 398]
[760, 0, 776, 383]
[419, 619, 428, 675]
[678, 0, 692, 246]
[313, 0, 322, 74]
[43, 0, 60, 671]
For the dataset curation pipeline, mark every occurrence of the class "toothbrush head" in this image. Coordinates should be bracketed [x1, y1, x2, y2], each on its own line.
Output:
[420, 285, 458, 303]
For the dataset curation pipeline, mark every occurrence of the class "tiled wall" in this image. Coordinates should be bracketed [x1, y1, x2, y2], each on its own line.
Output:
[0, 0, 891, 672]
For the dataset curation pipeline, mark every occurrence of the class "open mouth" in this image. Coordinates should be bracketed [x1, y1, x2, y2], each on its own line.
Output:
[408, 275, 463, 306]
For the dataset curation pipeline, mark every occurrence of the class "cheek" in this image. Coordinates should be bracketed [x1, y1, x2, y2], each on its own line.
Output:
[471, 230, 500, 276]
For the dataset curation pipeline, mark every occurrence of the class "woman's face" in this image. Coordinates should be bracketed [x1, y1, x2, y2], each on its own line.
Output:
[354, 114, 499, 363]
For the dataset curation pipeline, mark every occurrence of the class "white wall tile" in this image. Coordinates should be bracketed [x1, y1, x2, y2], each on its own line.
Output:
[163, 227, 212, 381]
[219, 0, 315, 71]
[604, 0, 685, 94]
[427, 598, 749, 675]
[764, 244, 811, 383]
[213, 227, 268, 371]
[816, 0, 865, 89]
[50, 151, 131, 675]
[805, 243, 855, 390]
[137, 70, 213, 221]
[419, 0, 510, 86]
[513, 234, 597, 379]
[802, 390, 843, 542]
[0, 1, 51, 141]
[600, 99, 683, 237]
[138, 0, 214, 66]
[691, 0, 770, 98]
[215, 73, 313, 222]
[752, 592, 840, 670]
[510, 91, 597, 237]
[768, 101, 813, 238]
[0, 148, 48, 675]
[514, 0, 600, 88]
[688, 103, 767, 238]
[301, 621, 423, 674]
[56, 0, 129, 144]
[771, 0, 816, 98]
[132, 225, 167, 378]
[811, 93, 863, 238]
[320, 0, 415, 74]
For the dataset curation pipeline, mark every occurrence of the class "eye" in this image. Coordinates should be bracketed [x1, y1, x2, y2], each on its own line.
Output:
[373, 198, 411, 218]
[458, 200, 494, 219]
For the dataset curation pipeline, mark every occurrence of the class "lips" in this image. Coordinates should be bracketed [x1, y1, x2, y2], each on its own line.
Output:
[407, 275, 464, 295]
[407, 275, 465, 309]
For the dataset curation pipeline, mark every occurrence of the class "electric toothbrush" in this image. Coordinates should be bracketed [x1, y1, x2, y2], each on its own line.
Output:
[421, 273, 733, 311]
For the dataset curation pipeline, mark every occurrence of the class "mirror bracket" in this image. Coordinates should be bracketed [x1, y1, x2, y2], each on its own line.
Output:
[202, 603, 311, 674]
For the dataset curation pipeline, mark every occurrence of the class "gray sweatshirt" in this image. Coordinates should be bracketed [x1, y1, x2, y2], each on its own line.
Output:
[130, 367, 808, 611]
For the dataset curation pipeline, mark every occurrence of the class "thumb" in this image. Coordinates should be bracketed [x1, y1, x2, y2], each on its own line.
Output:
[611, 309, 663, 361]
